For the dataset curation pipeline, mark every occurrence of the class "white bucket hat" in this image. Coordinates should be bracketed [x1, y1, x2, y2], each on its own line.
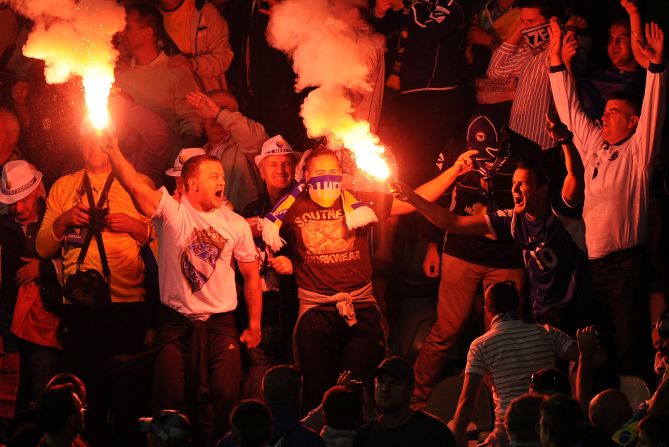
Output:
[0, 160, 43, 204]
[254, 135, 302, 167]
[165, 147, 207, 177]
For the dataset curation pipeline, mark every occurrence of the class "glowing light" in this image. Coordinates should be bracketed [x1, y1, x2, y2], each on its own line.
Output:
[83, 67, 113, 129]
[333, 122, 390, 181]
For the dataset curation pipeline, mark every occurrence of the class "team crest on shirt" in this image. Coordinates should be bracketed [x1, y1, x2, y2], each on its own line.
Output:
[180, 227, 228, 291]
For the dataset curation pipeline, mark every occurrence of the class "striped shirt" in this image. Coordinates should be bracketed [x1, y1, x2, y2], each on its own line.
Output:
[487, 42, 555, 149]
[465, 316, 575, 426]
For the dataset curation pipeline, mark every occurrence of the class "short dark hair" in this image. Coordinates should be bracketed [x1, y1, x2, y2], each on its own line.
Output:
[638, 414, 669, 445]
[262, 365, 302, 408]
[322, 385, 363, 430]
[609, 17, 631, 32]
[45, 373, 86, 404]
[485, 281, 519, 315]
[505, 394, 542, 442]
[607, 91, 642, 116]
[516, 0, 565, 20]
[516, 159, 550, 187]
[304, 148, 339, 174]
[37, 384, 80, 434]
[230, 399, 272, 447]
[125, 4, 164, 41]
[181, 154, 222, 192]
[540, 395, 585, 447]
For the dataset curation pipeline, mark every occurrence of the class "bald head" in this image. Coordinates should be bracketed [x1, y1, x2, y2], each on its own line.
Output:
[0, 108, 20, 165]
[589, 389, 632, 435]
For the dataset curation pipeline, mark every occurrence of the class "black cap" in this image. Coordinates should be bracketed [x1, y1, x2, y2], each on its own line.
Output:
[373, 356, 414, 384]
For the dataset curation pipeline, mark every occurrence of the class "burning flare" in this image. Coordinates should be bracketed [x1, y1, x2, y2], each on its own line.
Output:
[4, 0, 125, 129]
[267, 0, 391, 182]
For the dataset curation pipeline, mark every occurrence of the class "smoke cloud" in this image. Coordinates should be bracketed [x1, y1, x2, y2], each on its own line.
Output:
[267, 0, 391, 180]
[2, 0, 125, 127]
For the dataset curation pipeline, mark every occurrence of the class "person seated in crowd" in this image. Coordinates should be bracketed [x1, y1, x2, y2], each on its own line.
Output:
[264, 146, 482, 410]
[548, 14, 666, 379]
[165, 147, 207, 201]
[393, 114, 593, 334]
[115, 3, 203, 155]
[157, 0, 234, 92]
[0, 161, 61, 412]
[320, 384, 364, 447]
[638, 414, 669, 447]
[504, 394, 543, 447]
[238, 135, 302, 399]
[588, 389, 633, 438]
[139, 409, 191, 447]
[36, 384, 88, 447]
[102, 137, 262, 445]
[354, 356, 456, 447]
[448, 282, 603, 446]
[36, 122, 153, 445]
[229, 400, 272, 447]
[218, 365, 324, 447]
[578, 1, 648, 119]
[539, 395, 585, 447]
[187, 90, 264, 212]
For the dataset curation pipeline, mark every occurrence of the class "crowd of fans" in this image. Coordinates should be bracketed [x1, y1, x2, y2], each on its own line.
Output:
[1, 0, 669, 446]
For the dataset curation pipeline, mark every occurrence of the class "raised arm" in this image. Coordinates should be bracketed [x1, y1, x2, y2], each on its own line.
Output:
[545, 115, 584, 207]
[548, 18, 601, 159]
[104, 136, 162, 217]
[621, 0, 650, 69]
[391, 181, 490, 235]
[390, 150, 477, 215]
[631, 22, 666, 164]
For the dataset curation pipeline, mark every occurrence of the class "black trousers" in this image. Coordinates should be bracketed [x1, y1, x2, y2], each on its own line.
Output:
[295, 304, 386, 411]
[151, 305, 241, 447]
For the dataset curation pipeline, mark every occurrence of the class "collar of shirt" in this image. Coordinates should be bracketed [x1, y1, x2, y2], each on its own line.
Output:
[490, 312, 521, 329]
[131, 52, 168, 68]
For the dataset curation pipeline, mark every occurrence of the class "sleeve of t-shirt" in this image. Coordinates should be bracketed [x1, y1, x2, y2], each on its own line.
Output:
[543, 324, 576, 359]
[152, 187, 180, 223]
[551, 192, 583, 220]
[232, 216, 259, 263]
[465, 340, 488, 377]
[484, 209, 513, 241]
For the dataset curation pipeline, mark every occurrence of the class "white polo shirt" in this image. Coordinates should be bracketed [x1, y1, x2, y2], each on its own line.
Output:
[152, 188, 257, 320]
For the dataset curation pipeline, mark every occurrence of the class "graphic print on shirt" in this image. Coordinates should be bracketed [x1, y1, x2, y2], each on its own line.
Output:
[180, 226, 228, 291]
[294, 209, 360, 264]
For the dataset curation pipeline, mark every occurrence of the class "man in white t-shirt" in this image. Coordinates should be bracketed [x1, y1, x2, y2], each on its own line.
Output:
[102, 137, 262, 444]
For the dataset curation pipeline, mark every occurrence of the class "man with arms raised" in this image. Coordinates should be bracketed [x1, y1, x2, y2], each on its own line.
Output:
[102, 136, 262, 445]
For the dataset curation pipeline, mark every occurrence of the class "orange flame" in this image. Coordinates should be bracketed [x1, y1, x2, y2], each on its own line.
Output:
[18, 0, 124, 130]
[302, 88, 390, 181]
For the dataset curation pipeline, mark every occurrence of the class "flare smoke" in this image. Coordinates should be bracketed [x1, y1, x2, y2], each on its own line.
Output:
[3, 0, 125, 128]
[267, 0, 390, 179]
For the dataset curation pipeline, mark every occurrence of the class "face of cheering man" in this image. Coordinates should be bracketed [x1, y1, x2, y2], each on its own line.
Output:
[608, 23, 635, 71]
[511, 168, 549, 219]
[184, 158, 226, 212]
[303, 152, 342, 208]
[80, 132, 112, 174]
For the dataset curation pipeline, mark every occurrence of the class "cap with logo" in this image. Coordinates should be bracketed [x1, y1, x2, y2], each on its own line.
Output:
[165, 148, 207, 177]
[0, 160, 43, 204]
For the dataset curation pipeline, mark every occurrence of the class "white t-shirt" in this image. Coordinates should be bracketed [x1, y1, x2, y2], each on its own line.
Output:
[152, 188, 257, 320]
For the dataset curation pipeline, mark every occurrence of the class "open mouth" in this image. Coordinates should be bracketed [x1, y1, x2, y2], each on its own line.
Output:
[513, 195, 524, 206]
[215, 190, 223, 199]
